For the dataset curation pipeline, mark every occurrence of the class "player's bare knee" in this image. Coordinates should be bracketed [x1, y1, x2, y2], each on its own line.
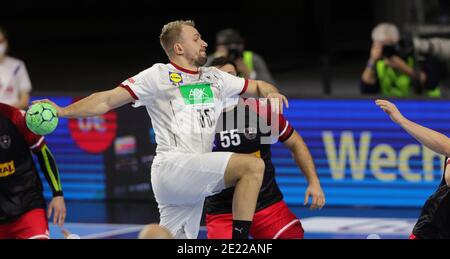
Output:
[247, 158, 264, 183]
[254, 158, 265, 175]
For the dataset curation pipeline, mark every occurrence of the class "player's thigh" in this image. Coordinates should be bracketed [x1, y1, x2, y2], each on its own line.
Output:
[13, 209, 49, 239]
[151, 152, 233, 205]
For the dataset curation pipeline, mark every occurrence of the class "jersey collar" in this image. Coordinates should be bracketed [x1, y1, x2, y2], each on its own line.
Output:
[170, 61, 199, 75]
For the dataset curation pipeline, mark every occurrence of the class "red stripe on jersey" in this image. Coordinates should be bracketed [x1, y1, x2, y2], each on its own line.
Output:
[119, 84, 139, 100]
[239, 79, 249, 95]
[279, 124, 294, 142]
[170, 61, 199, 74]
[0, 103, 45, 150]
[278, 114, 294, 142]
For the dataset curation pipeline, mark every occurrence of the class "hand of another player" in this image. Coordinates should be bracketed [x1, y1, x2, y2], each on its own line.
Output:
[304, 182, 325, 210]
[375, 99, 406, 125]
[48, 196, 67, 227]
[267, 93, 289, 115]
[32, 99, 64, 117]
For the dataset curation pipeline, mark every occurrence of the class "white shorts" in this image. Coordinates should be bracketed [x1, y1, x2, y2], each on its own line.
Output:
[151, 152, 233, 239]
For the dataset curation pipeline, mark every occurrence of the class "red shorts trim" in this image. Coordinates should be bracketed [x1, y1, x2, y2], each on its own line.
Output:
[0, 209, 49, 239]
[206, 200, 304, 239]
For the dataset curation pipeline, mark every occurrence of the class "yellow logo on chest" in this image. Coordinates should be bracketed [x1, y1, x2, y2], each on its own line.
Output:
[0, 161, 15, 177]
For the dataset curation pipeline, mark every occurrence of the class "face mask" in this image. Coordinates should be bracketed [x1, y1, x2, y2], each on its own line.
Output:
[0, 43, 7, 58]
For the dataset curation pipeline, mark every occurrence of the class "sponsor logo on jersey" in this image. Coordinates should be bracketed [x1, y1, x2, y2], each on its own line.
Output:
[169, 72, 183, 84]
[0, 160, 15, 177]
[179, 83, 214, 105]
[0, 135, 11, 149]
[127, 78, 136, 84]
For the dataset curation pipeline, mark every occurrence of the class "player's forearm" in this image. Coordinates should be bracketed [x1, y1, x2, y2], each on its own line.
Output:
[36, 144, 63, 197]
[60, 91, 112, 118]
[252, 80, 279, 98]
[289, 139, 321, 185]
[399, 118, 450, 157]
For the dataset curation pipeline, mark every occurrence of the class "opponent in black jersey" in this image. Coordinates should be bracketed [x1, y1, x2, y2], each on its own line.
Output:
[205, 58, 325, 239]
[0, 103, 65, 239]
[411, 158, 450, 238]
[376, 99, 450, 239]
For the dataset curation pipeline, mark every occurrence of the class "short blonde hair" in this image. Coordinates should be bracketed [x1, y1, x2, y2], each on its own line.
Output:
[159, 20, 196, 56]
[371, 23, 400, 43]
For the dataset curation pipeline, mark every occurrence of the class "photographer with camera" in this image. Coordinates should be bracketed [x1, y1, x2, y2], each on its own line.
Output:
[360, 23, 441, 97]
[207, 28, 276, 84]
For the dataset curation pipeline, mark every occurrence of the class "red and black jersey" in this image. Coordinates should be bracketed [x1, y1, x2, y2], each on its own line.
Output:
[205, 98, 294, 215]
[412, 157, 450, 238]
[0, 103, 46, 223]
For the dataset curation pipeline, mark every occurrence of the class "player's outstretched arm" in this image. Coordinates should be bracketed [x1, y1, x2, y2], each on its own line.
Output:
[283, 131, 325, 209]
[34, 86, 135, 118]
[376, 99, 450, 157]
[243, 80, 289, 114]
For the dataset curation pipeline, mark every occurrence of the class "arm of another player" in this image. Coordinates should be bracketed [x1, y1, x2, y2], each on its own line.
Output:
[34, 144, 66, 227]
[34, 86, 135, 118]
[283, 130, 325, 209]
[376, 99, 450, 157]
[242, 80, 289, 114]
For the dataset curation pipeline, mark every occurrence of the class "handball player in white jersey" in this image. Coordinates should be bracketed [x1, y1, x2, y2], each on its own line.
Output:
[35, 20, 289, 239]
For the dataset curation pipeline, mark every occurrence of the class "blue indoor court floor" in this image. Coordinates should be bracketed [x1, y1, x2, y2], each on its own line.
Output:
[50, 201, 420, 239]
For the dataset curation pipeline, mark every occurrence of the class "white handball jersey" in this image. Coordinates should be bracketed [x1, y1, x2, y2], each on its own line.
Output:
[0, 57, 32, 106]
[120, 62, 248, 154]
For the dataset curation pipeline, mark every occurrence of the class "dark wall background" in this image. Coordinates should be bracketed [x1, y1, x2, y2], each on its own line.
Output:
[0, 0, 428, 93]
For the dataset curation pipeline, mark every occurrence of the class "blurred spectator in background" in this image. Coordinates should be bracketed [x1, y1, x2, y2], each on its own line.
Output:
[206, 29, 276, 84]
[360, 23, 441, 97]
[0, 27, 32, 109]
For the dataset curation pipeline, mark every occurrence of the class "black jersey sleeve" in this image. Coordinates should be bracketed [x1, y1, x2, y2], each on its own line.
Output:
[35, 144, 63, 197]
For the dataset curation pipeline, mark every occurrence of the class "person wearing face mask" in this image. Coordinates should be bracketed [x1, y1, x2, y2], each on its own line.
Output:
[360, 23, 441, 98]
[0, 27, 32, 109]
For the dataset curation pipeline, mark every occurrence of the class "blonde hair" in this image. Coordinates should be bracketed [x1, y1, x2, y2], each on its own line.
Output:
[371, 23, 400, 43]
[159, 20, 196, 56]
